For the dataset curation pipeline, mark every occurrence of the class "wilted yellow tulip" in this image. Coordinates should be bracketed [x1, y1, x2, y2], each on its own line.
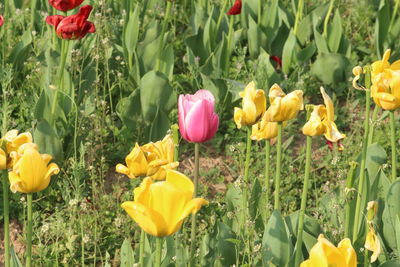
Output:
[371, 75, 400, 110]
[116, 135, 178, 180]
[264, 84, 303, 122]
[302, 105, 326, 137]
[251, 111, 282, 141]
[300, 234, 357, 267]
[365, 226, 381, 263]
[4, 130, 33, 155]
[8, 145, 59, 193]
[234, 81, 266, 128]
[121, 170, 208, 237]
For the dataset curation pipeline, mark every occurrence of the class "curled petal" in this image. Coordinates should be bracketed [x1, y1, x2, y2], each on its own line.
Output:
[364, 227, 381, 263]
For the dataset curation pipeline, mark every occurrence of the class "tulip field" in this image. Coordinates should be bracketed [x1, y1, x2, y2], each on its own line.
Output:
[2, 0, 400, 266]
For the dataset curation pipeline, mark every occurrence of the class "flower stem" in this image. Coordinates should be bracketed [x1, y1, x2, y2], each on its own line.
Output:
[30, 0, 37, 29]
[294, 135, 312, 266]
[2, 171, 10, 267]
[26, 193, 33, 267]
[264, 140, 271, 221]
[389, 0, 400, 32]
[368, 106, 380, 145]
[139, 229, 145, 267]
[390, 111, 397, 181]
[155, 0, 172, 71]
[274, 122, 283, 211]
[189, 142, 200, 267]
[241, 127, 252, 227]
[154, 237, 163, 267]
[172, 124, 179, 162]
[293, 0, 304, 36]
[323, 0, 335, 38]
[50, 39, 68, 125]
[352, 66, 371, 242]
[344, 162, 357, 238]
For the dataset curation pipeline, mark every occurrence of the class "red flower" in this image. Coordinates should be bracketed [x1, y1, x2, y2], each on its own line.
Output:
[46, 5, 95, 40]
[0, 16, 4, 27]
[227, 0, 242, 15]
[270, 55, 282, 70]
[48, 0, 84, 12]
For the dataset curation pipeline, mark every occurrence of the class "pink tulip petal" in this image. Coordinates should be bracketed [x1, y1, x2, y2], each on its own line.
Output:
[193, 90, 215, 105]
[178, 95, 189, 140]
[205, 112, 219, 141]
[185, 99, 210, 142]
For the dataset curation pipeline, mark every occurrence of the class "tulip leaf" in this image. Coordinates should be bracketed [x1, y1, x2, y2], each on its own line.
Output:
[311, 53, 349, 85]
[248, 16, 262, 59]
[282, 30, 297, 74]
[262, 210, 293, 266]
[33, 120, 64, 162]
[149, 108, 170, 142]
[116, 89, 141, 129]
[139, 70, 176, 122]
[327, 9, 343, 53]
[379, 260, 400, 267]
[216, 222, 237, 266]
[382, 180, 400, 251]
[10, 246, 23, 267]
[375, 0, 390, 58]
[8, 30, 32, 70]
[120, 238, 135, 267]
[124, 5, 140, 55]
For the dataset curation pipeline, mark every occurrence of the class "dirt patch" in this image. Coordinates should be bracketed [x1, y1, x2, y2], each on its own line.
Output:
[0, 220, 25, 263]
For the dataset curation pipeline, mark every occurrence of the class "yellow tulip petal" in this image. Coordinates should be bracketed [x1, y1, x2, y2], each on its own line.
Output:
[242, 97, 257, 124]
[338, 238, 357, 267]
[124, 143, 148, 177]
[268, 83, 286, 102]
[365, 227, 381, 263]
[166, 170, 194, 196]
[8, 171, 24, 193]
[264, 96, 282, 122]
[254, 89, 266, 118]
[320, 87, 335, 122]
[37, 163, 60, 192]
[234, 107, 246, 128]
[324, 121, 346, 143]
[6, 132, 33, 154]
[299, 259, 314, 267]
[251, 116, 279, 140]
[133, 177, 153, 205]
[0, 148, 6, 170]
[302, 105, 326, 137]
[19, 147, 48, 193]
[116, 163, 133, 177]
[41, 154, 53, 166]
[121, 201, 167, 237]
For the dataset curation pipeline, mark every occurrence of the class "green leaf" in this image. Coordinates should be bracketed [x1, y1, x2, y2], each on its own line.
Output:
[33, 120, 63, 162]
[149, 109, 170, 142]
[374, 0, 390, 58]
[282, 30, 297, 74]
[379, 260, 400, 267]
[248, 16, 262, 58]
[120, 239, 135, 267]
[262, 210, 292, 266]
[10, 246, 22, 267]
[139, 70, 176, 122]
[116, 90, 141, 129]
[327, 9, 343, 53]
[383, 180, 400, 251]
[311, 53, 349, 85]
[297, 42, 316, 62]
[216, 222, 237, 266]
[124, 5, 140, 55]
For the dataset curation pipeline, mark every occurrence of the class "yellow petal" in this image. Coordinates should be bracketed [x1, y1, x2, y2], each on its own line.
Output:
[338, 238, 357, 267]
[5, 131, 33, 154]
[268, 83, 286, 102]
[365, 227, 381, 263]
[253, 89, 266, 119]
[299, 260, 314, 267]
[234, 107, 246, 128]
[8, 171, 24, 193]
[302, 105, 326, 137]
[116, 163, 134, 178]
[133, 177, 153, 205]
[242, 97, 257, 124]
[121, 201, 167, 237]
[251, 113, 280, 140]
[0, 148, 6, 170]
[125, 143, 148, 177]
[324, 121, 346, 143]
[18, 147, 49, 193]
[320, 87, 335, 122]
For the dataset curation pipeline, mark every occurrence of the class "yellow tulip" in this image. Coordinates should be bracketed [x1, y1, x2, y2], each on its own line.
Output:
[251, 111, 283, 141]
[8, 145, 59, 193]
[116, 135, 178, 180]
[4, 130, 33, 155]
[234, 81, 266, 128]
[300, 234, 357, 267]
[121, 170, 208, 237]
[264, 84, 303, 122]
[371, 49, 400, 87]
[365, 226, 381, 263]
[0, 148, 6, 170]
[371, 75, 400, 110]
[303, 88, 346, 145]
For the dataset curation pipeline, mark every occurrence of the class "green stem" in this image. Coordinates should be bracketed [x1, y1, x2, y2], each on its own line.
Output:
[172, 124, 179, 162]
[26, 194, 33, 267]
[344, 162, 357, 239]
[323, 0, 335, 38]
[352, 66, 371, 242]
[215, 0, 229, 40]
[80, 219, 84, 267]
[258, 0, 262, 24]
[368, 106, 379, 145]
[30, 0, 37, 29]
[294, 135, 312, 266]
[154, 237, 163, 267]
[389, 0, 400, 32]
[139, 229, 145, 267]
[224, 15, 234, 76]
[274, 122, 283, 211]
[390, 111, 397, 181]
[293, 0, 304, 36]
[264, 140, 271, 221]
[3, 171, 10, 267]
[155, 1, 172, 71]
[189, 143, 200, 266]
[241, 127, 252, 227]
[50, 40, 68, 125]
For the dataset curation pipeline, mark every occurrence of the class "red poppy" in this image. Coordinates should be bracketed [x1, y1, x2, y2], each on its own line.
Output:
[227, 0, 242, 15]
[270, 55, 282, 70]
[0, 16, 4, 27]
[46, 5, 95, 40]
[48, 0, 85, 12]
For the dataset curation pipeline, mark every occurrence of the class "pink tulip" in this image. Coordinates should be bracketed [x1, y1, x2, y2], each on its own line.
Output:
[178, 90, 219, 143]
[0, 16, 4, 27]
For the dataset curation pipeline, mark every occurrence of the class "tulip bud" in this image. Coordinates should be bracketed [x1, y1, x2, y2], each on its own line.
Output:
[366, 201, 378, 222]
